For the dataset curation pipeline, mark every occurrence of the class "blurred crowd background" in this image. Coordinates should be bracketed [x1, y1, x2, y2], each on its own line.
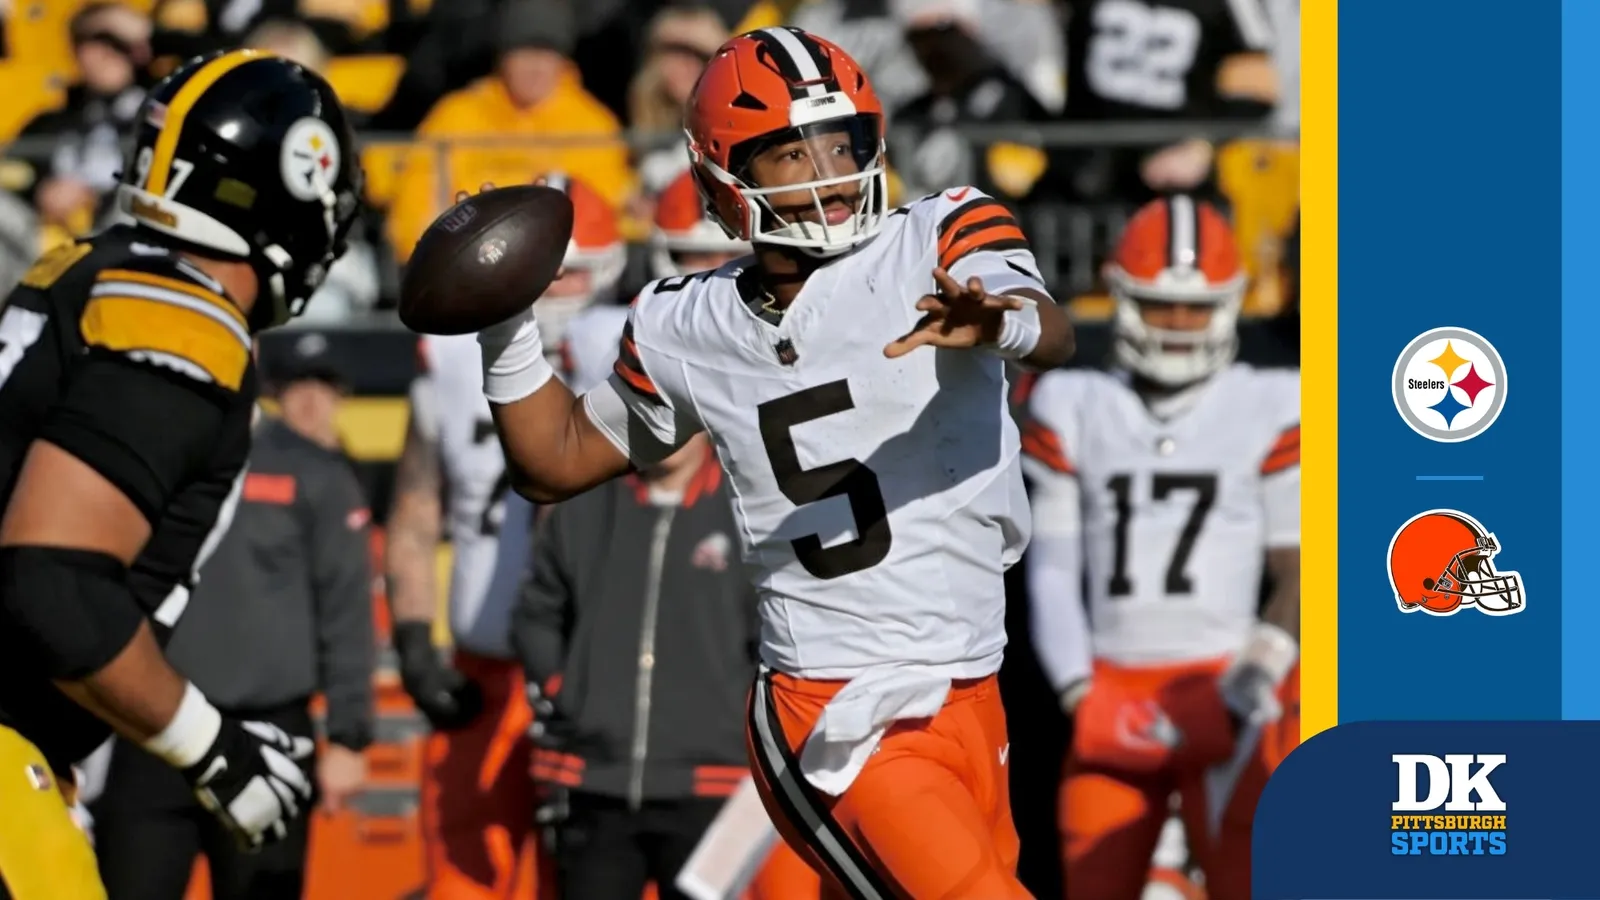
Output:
[0, 0, 1301, 896]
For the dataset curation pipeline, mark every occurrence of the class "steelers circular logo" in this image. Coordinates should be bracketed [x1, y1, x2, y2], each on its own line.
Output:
[279, 117, 341, 203]
[1392, 326, 1507, 443]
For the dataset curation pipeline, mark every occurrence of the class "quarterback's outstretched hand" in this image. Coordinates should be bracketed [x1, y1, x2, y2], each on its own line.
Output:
[884, 267, 1026, 358]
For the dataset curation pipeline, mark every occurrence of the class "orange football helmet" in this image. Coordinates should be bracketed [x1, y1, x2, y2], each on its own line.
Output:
[685, 26, 888, 256]
[1388, 510, 1525, 616]
[1108, 194, 1247, 386]
[651, 169, 751, 278]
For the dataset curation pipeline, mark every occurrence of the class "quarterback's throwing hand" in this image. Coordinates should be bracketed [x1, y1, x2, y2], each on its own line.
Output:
[883, 267, 1025, 358]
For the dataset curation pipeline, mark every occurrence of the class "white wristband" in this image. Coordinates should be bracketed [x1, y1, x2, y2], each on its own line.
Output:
[143, 682, 222, 770]
[479, 307, 554, 405]
[1238, 621, 1299, 686]
[989, 297, 1041, 360]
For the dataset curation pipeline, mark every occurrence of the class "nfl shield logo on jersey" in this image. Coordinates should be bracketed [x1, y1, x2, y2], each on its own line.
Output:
[773, 338, 798, 366]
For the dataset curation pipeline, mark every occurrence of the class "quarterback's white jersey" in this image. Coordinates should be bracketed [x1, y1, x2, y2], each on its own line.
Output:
[585, 188, 1044, 680]
[414, 333, 531, 659]
[1023, 364, 1300, 666]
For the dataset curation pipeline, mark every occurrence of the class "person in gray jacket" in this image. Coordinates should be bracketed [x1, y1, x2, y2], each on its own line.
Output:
[90, 334, 376, 900]
[511, 433, 759, 900]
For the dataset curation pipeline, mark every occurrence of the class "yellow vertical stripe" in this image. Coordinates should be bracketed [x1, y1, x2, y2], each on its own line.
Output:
[1300, 0, 1338, 740]
[146, 50, 265, 196]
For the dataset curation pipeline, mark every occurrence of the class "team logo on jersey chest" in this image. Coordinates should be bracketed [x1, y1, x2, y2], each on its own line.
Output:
[1392, 327, 1507, 442]
[773, 338, 798, 366]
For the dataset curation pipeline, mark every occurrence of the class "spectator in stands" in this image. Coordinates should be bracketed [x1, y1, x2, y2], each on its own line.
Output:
[91, 333, 376, 900]
[385, 0, 633, 263]
[513, 434, 817, 900]
[627, 5, 728, 207]
[888, 0, 1053, 201]
[1054, 0, 1279, 204]
[243, 16, 332, 74]
[17, 2, 152, 242]
[148, 0, 368, 58]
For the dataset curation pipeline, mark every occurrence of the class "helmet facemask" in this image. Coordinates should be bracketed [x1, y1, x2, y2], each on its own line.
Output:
[1431, 537, 1523, 613]
[696, 112, 888, 258]
[252, 176, 362, 330]
[1110, 273, 1245, 387]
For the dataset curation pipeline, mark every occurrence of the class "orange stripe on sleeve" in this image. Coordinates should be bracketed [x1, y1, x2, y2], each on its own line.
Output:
[940, 224, 1028, 272]
[613, 319, 666, 406]
[1261, 423, 1300, 475]
[1021, 419, 1075, 475]
[936, 197, 1030, 271]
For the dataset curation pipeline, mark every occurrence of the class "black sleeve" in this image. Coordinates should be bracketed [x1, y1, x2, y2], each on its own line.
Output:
[510, 505, 572, 696]
[40, 354, 233, 523]
[305, 455, 376, 751]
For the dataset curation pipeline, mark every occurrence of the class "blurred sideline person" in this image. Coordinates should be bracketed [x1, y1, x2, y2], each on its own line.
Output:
[544, 231, 819, 900]
[92, 335, 376, 900]
[558, 169, 753, 395]
[1021, 195, 1300, 900]
[510, 434, 758, 900]
[0, 50, 361, 900]
[383, 174, 624, 900]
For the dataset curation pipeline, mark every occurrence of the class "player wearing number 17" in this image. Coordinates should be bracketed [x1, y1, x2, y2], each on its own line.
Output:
[0, 50, 362, 899]
[461, 26, 1072, 899]
[1020, 195, 1299, 900]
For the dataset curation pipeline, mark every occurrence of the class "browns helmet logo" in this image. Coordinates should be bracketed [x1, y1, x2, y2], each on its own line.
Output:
[1388, 509, 1525, 616]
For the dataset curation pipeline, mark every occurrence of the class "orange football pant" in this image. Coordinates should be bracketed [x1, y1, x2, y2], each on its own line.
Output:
[747, 671, 1030, 900]
[420, 652, 553, 900]
[1061, 658, 1300, 900]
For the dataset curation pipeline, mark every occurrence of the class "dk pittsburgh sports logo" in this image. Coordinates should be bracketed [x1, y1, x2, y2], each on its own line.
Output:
[1391, 753, 1507, 856]
[1392, 327, 1507, 442]
[1387, 510, 1525, 617]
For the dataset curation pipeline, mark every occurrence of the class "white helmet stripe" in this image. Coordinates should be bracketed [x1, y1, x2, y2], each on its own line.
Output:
[1167, 194, 1198, 272]
[762, 27, 827, 97]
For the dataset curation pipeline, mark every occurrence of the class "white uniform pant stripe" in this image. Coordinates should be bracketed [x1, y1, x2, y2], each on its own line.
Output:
[749, 674, 888, 900]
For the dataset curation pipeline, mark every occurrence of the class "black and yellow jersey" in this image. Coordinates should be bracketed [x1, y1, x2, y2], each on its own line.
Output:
[0, 225, 258, 772]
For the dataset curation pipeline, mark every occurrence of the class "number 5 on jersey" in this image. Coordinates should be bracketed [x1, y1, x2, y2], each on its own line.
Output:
[758, 380, 893, 580]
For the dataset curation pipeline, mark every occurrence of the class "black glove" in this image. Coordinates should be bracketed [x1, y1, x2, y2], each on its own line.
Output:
[183, 718, 315, 851]
[535, 783, 571, 855]
[524, 680, 572, 749]
[393, 621, 483, 730]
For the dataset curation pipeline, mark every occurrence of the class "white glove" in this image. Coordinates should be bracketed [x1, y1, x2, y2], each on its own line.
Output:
[1216, 622, 1298, 727]
[143, 684, 314, 851]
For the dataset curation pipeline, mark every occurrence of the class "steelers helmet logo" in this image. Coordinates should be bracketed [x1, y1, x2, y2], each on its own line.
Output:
[1392, 326, 1507, 443]
[280, 117, 341, 203]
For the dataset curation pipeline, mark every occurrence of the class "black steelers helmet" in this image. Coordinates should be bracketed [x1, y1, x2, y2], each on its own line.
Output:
[117, 49, 362, 329]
